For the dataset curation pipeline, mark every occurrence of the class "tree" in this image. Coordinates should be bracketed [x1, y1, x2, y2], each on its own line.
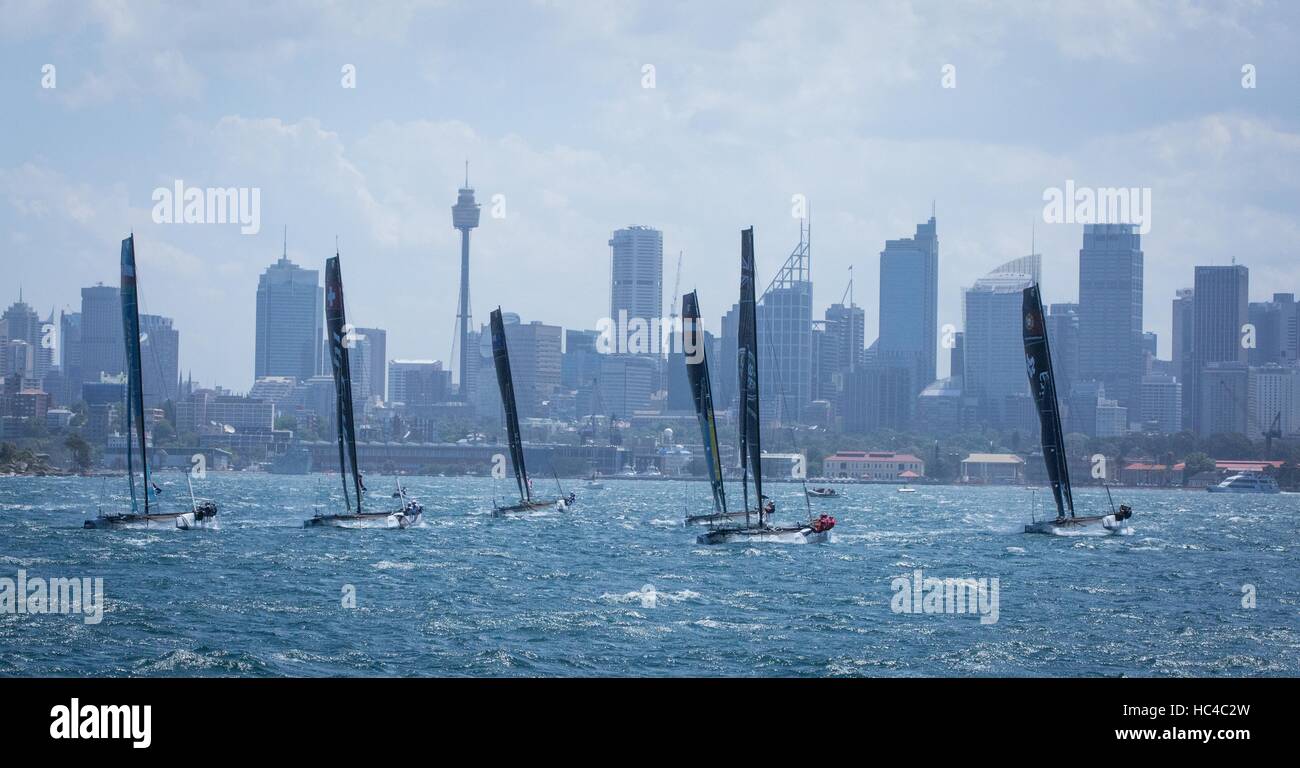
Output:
[64, 434, 93, 473]
[275, 414, 299, 433]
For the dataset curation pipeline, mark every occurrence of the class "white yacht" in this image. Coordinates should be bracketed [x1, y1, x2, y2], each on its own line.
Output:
[1206, 473, 1280, 494]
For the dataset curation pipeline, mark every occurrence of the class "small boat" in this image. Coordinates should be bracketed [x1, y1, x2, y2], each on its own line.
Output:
[303, 252, 422, 529]
[694, 228, 832, 545]
[85, 235, 219, 530]
[489, 307, 574, 515]
[806, 487, 839, 498]
[1206, 472, 1280, 494]
[1020, 283, 1131, 535]
[897, 486, 916, 493]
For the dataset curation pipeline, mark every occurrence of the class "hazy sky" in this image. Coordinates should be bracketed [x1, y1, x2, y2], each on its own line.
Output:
[3, 0, 1298, 389]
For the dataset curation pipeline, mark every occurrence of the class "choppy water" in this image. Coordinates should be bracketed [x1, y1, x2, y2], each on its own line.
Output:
[1, 475, 1297, 676]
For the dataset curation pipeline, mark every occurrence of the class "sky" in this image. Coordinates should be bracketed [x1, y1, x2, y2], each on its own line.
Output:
[2, 0, 1298, 390]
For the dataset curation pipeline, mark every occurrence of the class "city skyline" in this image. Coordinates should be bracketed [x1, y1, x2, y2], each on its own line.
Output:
[3, 2, 1299, 389]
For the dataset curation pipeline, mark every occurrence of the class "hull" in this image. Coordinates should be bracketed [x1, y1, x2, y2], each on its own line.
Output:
[684, 509, 750, 526]
[493, 498, 562, 515]
[304, 509, 423, 529]
[85, 510, 218, 530]
[1024, 514, 1128, 535]
[1206, 486, 1278, 494]
[806, 490, 839, 498]
[696, 525, 829, 545]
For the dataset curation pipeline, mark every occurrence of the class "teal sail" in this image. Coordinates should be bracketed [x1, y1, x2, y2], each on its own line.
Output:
[120, 235, 150, 515]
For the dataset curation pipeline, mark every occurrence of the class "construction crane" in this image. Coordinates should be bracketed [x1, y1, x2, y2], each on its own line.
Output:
[1263, 411, 1283, 458]
[668, 250, 684, 325]
[840, 264, 854, 306]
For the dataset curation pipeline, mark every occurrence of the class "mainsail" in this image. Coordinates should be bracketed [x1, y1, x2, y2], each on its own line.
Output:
[681, 290, 727, 514]
[738, 227, 763, 525]
[325, 254, 363, 513]
[491, 308, 530, 503]
[1022, 284, 1074, 518]
[120, 235, 150, 515]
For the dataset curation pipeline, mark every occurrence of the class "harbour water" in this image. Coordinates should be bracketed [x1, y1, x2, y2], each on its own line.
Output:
[1, 475, 1296, 676]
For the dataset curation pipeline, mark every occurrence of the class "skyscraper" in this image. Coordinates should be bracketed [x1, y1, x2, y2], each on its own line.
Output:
[1190, 265, 1248, 435]
[79, 284, 123, 383]
[878, 215, 938, 394]
[608, 226, 663, 334]
[1247, 293, 1298, 367]
[759, 225, 813, 423]
[1172, 287, 1195, 387]
[254, 245, 323, 383]
[962, 256, 1039, 430]
[353, 327, 387, 404]
[139, 314, 179, 407]
[452, 165, 481, 400]
[1078, 223, 1143, 413]
[0, 291, 53, 382]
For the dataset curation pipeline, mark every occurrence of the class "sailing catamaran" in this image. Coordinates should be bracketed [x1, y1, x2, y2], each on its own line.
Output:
[681, 290, 747, 526]
[490, 307, 574, 514]
[1021, 283, 1131, 535]
[696, 228, 834, 545]
[304, 252, 422, 528]
[85, 235, 219, 530]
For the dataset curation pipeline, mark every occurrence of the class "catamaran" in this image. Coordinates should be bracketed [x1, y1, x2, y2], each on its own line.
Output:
[304, 252, 423, 529]
[695, 228, 834, 545]
[1021, 283, 1131, 535]
[681, 290, 748, 526]
[489, 307, 574, 514]
[85, 235, 219, 530]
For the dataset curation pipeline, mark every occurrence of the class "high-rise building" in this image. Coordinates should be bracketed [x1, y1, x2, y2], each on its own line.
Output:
[79, 284, 123, 384]
[1078, 223, 1143, 412]
[139, 314, 179, 407]
[58, 310, 81, 404]
[758, 226, 814, 423]
[0, 292, 53, 382]
[353, 327, 387, 404]
[387, 360, 450, 407]
[840, 364, 912, 434]
[254, 247, 323, 383]
[878, 216, 938, 393]
[1140, 374, 1183, 434]
[609, 226, 663, 336]
[1190, 265, 1248, 435]
[962, 256, 1039, 429]
[1248, 364, 1300, 439]
[1199, 361, 1249, 437]
[1172, 287, 1195, 386]
[452, 167, 481, 400]
[473, 314, 562, 421]
[561, 329, 601, 391]
[1046, 302, 1080, 396]
[1247, 293, 1298, 367]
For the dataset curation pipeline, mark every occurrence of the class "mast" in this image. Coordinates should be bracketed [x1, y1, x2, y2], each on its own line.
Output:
[1022, 284, 1074, 518]
[681, 291, 727, 514]
[120, 235, 150, 515]
[490, 308, 530, 503]
[325, 254, 363, 512]
[738, 227, 763, 525]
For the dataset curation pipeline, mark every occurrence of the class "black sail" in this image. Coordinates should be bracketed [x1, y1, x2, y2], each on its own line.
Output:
[681, 291, 727, 514]
[491, 308, 530, 502]
[1022, 284, 1074, 518]
[738, 227, 763, 523]
[325, 255, 363, 512]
